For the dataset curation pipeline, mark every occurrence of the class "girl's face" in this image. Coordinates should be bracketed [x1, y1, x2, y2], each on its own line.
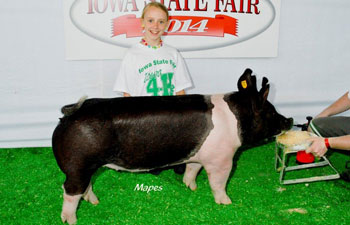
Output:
[141, 6, 168, 46]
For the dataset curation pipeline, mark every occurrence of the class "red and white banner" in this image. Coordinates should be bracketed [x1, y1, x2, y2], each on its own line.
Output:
[64, 0, 281, 59]
[112, 15, 238, 37]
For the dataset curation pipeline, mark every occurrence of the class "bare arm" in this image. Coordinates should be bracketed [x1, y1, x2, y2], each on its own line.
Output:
[316, 92, 350, 118]
[123, 92, 131, 97]
[306, 135, 350, 157]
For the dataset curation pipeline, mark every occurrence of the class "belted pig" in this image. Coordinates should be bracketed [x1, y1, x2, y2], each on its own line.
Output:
[52, 69, 293, 224]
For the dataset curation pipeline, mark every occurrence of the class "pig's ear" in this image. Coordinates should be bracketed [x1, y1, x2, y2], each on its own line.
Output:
[259, 77, 270, 103]
[261, 77, 268, 89]
[237, 68, 257, 92]
[252, 81, 270, 113]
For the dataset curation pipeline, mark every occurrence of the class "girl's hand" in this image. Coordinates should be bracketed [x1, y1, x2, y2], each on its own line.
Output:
[176, 90, 185, 95]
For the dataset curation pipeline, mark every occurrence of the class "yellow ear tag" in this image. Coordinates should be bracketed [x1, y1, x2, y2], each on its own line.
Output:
[241, 80, 248, 89]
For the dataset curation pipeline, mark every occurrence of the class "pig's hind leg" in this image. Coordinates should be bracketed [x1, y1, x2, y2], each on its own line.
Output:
[61, 188, 82, 225]
[83, 182, 99, 205]
[204, 160, 233, 205]
[183, 163, 202, 190]
[61, 169, 97, 224]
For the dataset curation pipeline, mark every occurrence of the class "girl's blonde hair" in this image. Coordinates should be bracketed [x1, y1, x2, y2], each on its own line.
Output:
[141, 2, 169, 21]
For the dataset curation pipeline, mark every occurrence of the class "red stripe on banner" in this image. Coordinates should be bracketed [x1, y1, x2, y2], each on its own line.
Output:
[112, 15, 143, 38]
[112, 15, 238, 38]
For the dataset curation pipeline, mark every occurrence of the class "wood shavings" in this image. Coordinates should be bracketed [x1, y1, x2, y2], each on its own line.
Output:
[285, 208, 308, 214]
[276, 187, 286, 193]
[276, 131, 314, 147]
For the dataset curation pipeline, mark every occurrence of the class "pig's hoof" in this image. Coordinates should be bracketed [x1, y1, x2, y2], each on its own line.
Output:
[183, 178, 197, 191]
[61, 212, 77, 225]
[83, 193, 99, 205]
[83, 188, 99, 205]
[215, 195, 232, 205]
[189, 182, 197, 191]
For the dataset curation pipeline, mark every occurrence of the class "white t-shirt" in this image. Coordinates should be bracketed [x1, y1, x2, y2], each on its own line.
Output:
[114, 43, 192, 96]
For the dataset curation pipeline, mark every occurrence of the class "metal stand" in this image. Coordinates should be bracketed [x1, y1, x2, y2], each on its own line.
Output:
[275, 142, 340, 185]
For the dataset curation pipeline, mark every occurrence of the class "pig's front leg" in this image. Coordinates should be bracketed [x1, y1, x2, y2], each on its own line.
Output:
[183, 163, 202, 191]
[205, 160, 233, 205]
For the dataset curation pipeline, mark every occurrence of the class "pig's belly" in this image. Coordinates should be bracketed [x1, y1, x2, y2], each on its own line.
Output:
[187, 94, 242, 164]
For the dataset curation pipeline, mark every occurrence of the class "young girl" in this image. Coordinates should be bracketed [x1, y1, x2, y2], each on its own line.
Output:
[113, 2, 192, 97]
[114, 2, 191, 175]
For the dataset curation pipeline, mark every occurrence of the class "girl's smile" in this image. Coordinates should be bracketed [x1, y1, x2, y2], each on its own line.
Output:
[141, 6, 169, 47]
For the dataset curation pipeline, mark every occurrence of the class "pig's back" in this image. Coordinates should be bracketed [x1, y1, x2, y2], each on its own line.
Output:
[53, 95, 214, 170]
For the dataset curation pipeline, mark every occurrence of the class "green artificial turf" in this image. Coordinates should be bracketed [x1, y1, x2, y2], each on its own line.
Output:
[1, 142, 350, 225]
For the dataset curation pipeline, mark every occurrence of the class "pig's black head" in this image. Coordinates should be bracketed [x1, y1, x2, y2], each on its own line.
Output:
[225, 68, 293, 145]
